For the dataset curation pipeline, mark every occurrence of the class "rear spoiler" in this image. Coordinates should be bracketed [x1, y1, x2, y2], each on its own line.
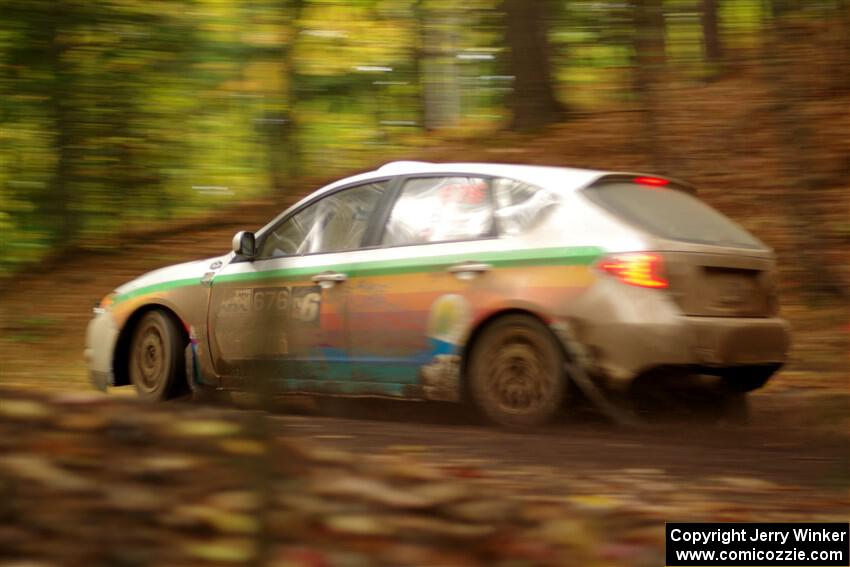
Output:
[585, 173, 697, 195]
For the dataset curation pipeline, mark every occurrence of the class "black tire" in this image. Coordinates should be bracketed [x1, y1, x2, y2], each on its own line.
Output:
[129, 310, 186, 401]
[468, 315, 566, 427]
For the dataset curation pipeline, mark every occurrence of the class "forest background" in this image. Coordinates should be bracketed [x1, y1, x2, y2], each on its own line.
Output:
[1, 0, 847, 390]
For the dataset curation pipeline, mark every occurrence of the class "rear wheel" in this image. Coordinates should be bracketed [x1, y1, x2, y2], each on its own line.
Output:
[129, 310, 186, 401]
[468, 315, 566, 427]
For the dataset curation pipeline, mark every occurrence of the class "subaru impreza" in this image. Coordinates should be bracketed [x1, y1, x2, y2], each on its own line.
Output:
[86, 162, 790, 426]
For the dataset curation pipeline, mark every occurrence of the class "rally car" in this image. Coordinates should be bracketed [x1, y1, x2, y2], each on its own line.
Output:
[86, 162, 790, 426]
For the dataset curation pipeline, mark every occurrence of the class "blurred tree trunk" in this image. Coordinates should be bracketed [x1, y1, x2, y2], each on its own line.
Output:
[836, 0, 850, 95]
[267, 0, 304, 193]
[412, 0, 428, 130]
[632, 0, 667, 172]
[45, 1, 77, 245]
[633, 0, 666, 72]
[770, 0, 798, 14]
[701, 0, 723, 66]
[764, 2, 848, 299]
[502, 0, 565, 131]
[284, 0, 305, 181]
[419, 2, 460, 131]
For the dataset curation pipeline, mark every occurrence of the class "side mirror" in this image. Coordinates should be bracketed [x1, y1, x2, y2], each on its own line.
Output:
[232, 231, 256, 259]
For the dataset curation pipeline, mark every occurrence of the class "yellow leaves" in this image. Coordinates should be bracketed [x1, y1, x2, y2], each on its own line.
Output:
[174, 505, 261, 534]
[537, 517, 595, 547]
[182, 538, 257, 563]
[365, 453, 446, 481]
[409, 481, 472, 504]
[445, 499, 514, 523]
[0, 399, 51, 419]
[206, 491, 262, 512]
[138, 454, 205, 472]
[325, 514, 496, 539]
[567, 493, 628, 511]
[104, 483, 164, 511]
[313, 474, 434, 508]
[389, 514, 496, 539]
[0, 455, 95, 492]
[288, 438, 354, 466]
[220, 438, 267, 455]
[710, 476, 780, 490]
[323, 514, 388, 536]
[387, 444, 429, 452]
[172, 419, 242, 437]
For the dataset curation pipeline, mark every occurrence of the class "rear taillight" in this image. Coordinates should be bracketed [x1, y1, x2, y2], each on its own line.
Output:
[598, 252, 668, 289]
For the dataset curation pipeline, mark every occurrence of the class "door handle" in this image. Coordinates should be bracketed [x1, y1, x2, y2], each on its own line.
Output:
[447, 262, 492, 276]
[311, 271, 348, 288]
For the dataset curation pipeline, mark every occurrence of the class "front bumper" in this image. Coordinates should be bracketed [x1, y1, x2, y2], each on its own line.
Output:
[84, 309, 119, 391]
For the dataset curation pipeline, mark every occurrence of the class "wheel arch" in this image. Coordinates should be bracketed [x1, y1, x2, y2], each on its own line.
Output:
[459, 307, 560, 402]
[112, 302, 190, 388]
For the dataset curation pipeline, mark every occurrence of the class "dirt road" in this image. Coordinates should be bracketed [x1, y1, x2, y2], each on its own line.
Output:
[273, 398, 848, 491]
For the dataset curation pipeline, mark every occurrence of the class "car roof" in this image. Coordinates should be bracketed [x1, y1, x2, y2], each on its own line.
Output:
[323, 161, 611, 195]
[258, 161, 630, 236]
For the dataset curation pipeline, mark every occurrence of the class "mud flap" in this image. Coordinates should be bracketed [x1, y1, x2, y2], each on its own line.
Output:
[551, 321, 639, 426]
[184, 343, 200, 391]
[90, 370, 110, 392]
[420, 355, 461, 402]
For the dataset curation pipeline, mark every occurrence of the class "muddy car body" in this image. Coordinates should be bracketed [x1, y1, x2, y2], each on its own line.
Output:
[86, 162, 790, 425]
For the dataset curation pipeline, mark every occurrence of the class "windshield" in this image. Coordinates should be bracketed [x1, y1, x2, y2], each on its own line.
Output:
[585, 182, 765, 249]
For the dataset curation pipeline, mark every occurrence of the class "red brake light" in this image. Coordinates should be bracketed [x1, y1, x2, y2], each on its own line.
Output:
[599, 252, 668, 289]
[633, 176, 669, 187]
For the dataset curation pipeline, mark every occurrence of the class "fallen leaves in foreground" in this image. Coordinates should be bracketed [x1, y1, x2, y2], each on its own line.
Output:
[0, 389, 846, 567]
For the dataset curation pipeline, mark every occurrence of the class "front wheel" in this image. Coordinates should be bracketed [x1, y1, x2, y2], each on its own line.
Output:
[129, 310, 186, 401]
[468, 315, 566, 428]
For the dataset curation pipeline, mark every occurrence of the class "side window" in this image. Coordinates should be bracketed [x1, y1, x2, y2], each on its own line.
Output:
[382, 177, 494, 246]
[259, 181, 388, 258]
[492, 177, 559, 236]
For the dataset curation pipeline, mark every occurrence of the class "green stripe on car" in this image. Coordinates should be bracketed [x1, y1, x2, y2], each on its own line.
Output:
[113, 245, 604, 305]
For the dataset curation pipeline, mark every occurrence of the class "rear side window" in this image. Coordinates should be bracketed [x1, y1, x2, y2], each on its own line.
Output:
[492, 177, 559, 236]
[382, 177, 495, 246]
[585, 182, 765, 249]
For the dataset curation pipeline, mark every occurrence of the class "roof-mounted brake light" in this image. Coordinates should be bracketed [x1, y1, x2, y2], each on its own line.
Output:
[633, 176, 669, 187]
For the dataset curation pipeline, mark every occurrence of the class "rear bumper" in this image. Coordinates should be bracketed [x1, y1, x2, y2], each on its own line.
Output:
[560, 278, 792, 387]
[686, 316, 791, 366]
[85, 310, 119, 391]
[579, 315, 790, 386]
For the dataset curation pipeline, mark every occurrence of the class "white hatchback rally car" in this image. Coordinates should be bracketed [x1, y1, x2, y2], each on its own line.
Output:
[86, 162, 790, 426]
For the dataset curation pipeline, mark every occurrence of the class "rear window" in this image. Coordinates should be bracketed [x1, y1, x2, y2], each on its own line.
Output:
[585, 182, 765, 249]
